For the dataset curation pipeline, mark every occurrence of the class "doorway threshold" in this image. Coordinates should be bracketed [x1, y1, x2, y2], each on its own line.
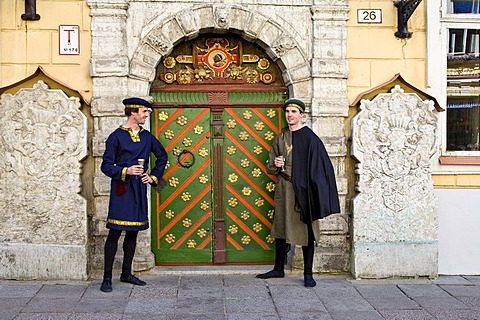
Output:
[149, 265, 286, 276]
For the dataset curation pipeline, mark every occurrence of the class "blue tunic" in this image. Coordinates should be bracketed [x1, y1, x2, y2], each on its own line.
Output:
[101, 127, 168, 231]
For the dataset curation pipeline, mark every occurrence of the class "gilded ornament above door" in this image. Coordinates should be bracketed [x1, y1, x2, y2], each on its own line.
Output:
[152, 36, 284, 88]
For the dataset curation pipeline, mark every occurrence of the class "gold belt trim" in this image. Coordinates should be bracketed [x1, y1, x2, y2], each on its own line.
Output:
[107, 218, 148, 226]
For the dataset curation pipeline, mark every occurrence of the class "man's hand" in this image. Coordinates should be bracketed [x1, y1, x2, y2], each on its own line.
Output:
[127, 165, 144, 176]
[141, 173, 153, 184]
[274, 156, 285, 168]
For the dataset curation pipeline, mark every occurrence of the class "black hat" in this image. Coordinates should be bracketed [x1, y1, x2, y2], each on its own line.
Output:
[122, 97, 152, 109]
[282, 98, 305, 113]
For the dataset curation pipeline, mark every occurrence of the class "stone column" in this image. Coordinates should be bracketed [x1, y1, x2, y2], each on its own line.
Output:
[351, 85, 440, 278]
[297, 1, 349, 273]
[89, 0, 155, 273]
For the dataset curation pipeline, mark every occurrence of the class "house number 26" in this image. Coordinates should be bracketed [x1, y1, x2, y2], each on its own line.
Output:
[357, 9, 382, 24]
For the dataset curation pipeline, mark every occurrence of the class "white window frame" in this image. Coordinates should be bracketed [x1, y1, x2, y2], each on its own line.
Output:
[427, 0, 480, 163]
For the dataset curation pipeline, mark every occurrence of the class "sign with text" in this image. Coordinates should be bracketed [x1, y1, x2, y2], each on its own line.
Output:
[357, 9, 382, 24]
[59, 25, 80, 55]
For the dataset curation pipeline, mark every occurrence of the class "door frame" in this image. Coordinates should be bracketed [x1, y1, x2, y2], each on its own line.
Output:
[151, 86, 287, 265]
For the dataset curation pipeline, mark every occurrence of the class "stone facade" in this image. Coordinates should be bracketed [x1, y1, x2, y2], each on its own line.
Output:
[4, 0, 477, 280]
[88, 0, 350, 274]
[351, 85, 440, 278]
[0, 81, 88, 280]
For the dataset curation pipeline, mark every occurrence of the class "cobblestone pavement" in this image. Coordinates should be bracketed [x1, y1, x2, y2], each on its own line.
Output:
[1, 270, 479, 320]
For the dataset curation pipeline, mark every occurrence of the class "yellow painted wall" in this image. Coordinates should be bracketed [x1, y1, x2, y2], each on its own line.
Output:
[346, 2, 477, 189]
[346, 1, 427, 103]
[0, 0, 92, 101]
[433, 174, 480, 188]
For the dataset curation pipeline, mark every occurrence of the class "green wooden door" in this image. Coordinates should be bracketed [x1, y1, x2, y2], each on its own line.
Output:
[151, 105, 283, 264]
[152, 107, 213, 263]
[222, 106, 281, 262]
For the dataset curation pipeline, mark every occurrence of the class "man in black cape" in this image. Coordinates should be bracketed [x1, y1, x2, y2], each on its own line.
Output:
[256, 98, 340, 287]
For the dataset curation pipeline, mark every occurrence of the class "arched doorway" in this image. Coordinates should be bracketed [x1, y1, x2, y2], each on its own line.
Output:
[150, 35, 287, 264]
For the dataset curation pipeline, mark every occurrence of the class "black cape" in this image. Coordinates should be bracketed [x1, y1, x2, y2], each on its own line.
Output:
[291, 127, 340, 223]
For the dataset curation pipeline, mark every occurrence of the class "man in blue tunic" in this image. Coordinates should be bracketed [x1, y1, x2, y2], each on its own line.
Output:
[100, 97, 168, 292]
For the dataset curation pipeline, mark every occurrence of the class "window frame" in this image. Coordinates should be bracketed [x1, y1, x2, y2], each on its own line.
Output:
[427, 0, 480, 161]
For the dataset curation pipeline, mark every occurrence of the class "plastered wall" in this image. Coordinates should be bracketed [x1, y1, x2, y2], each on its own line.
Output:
[346, 1, 426, 102]
[0, 0, 92, 101]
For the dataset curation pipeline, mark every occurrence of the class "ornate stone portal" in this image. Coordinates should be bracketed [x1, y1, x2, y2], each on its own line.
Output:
[89, 1, 350, 274]
[351, 85, 440, 278]
[0, 81, 88, 280]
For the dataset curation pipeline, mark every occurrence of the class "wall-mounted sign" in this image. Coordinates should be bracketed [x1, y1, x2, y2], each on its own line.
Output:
[357, 9, 382, 24]
[59, 25, 80, 55]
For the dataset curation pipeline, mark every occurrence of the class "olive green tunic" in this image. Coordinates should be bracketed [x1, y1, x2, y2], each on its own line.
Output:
[267, 129, 321, 246]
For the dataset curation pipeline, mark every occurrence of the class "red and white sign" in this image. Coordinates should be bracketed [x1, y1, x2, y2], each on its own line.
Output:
[59, 25, 80, 55]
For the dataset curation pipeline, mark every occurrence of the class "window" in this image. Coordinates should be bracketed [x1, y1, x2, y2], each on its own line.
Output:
[446, 27, 480, 151]
[446, 0, 480, 13]
[434, 1, 480, 154]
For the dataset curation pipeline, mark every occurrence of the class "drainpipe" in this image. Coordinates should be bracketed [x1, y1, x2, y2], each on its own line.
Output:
[21, 0, 41, 21]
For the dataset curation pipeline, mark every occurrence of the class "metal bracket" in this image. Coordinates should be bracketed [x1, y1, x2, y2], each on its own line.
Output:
[394, 0, 422, 39]
[21, 0, 40, 21]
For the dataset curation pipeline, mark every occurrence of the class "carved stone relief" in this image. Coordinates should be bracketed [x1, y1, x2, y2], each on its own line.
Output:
[176, 10, 198, 37]
[351, 85, 439, 278]
[0, 81, 87, 245]
[144, 29, 173, 55]
[214, 6, 230, 30]
[271, 34, 297, 57]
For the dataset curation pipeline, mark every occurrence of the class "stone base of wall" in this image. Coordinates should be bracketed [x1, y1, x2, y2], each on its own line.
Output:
[0, 243, 87, 280]
[291, 247, 350, 273]
[132, 251, 155, 272]
[351, 242, 438, 279]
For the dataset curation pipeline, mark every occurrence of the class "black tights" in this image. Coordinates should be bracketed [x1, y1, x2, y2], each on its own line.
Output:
[302, 224, 315, 276]
[274, 224, 315, 275]
[103, 229, 138, 280]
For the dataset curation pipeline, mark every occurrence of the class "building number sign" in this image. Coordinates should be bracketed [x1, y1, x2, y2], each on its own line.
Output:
[357, 9, 382, 24]
[59, 25, 80, 55]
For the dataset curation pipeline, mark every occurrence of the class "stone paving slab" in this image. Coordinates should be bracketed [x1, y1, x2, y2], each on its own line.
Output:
[441, 284, 480, 297]
[398, 284, 452, 298]
[0, 312, 18, 320]
[22, 297, 79, 313]
[35, 284, 87, 299]
[73, 298, 128, 314]
[329, 310, 384, 320]
[0, 274, 479, 319]
[321, 296, 377, 313]
[464, 276, 480, 285]
[378, 309, 437, 320]
[412, 296, 469, 310]
[433, 276, 472, 285]
[365, 297, 422, 310]
[354, 284, 411, 298]
[0, 283, 41, 298]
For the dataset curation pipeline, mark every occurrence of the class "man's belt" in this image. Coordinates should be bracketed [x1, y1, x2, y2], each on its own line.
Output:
[278, 172, 292, 182]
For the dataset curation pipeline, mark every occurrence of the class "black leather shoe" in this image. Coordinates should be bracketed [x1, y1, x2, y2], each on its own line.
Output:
[256, 269, 285, 279]
[120, 274, 146, 286]
[304, 274, 316, 287]
[100, 278, 112, 292]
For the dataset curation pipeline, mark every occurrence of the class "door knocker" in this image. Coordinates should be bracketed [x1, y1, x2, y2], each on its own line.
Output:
[177, 149, 195, 168]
